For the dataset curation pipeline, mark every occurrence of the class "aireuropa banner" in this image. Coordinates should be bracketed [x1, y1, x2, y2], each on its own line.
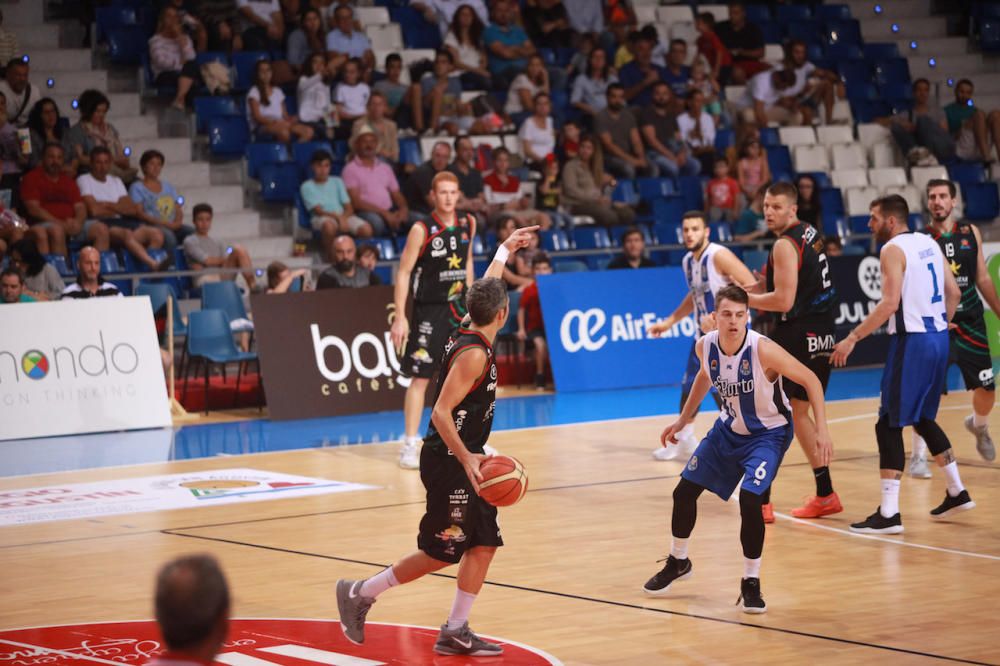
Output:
[0, 298, 170, 441]
[829, 254, 890, 366]
[536, 268, 699, 392]
[251, 287, 412, 420]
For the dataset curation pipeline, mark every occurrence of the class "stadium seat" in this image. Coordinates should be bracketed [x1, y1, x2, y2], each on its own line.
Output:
[552, 258, 588, 273]
[183, 309, 258, 412]
[258, 162, 300, 202]
[714, 128, 735, 153]
[678, 175, 704, 211]
[697, 4, 729, 22]
[744, 5, 772, 23]
[100, 251, 124, 274]
[390, 5, 441, 49]
[846, 83, 880, 105]
[657, 5, 694, 24]
[758, 127, 780, 147]
[776, 5, 811, 22]
[652, 197, 685, 226]
[826, 19, 862, 44]
[863, 43, 900, 61]
[948, 163, 987, 185]
[634, 5, 657, 25]
[800, 171, 832, 189]
[292, 141, 334, 178]
[573, 227, 612, 250]
[778, 126, 816, 148]
[709, 222, 733, 243]
[910, 166, 948, 195]
[399, 138, 421, 166]
[45, 254, 73, 278]
[845, 186, 880, 216]
[816, 126, 854, 146]
[636, 177, 675, 201]
[612, 180, 640, 206]
[201, 281, 254, 333]
[208, 116, 250, 156]
[758, 21, 782, 45]
[793, 145, 830, 173]
[982, 20, 1000, 52]
[908, 213, 925, 230]
[245, 143, 290, 180]
[884, 185, 921, 213]
[870, 142, 900, 168]
[742, 249, 770, 273]
[107, 26, 147, 65]
[831, 144, 867, 170]
[368, 24, 403, 50]
[355, 6, 391, 25]
[293, 192, 312, 232]
[872, 59, 910, 86]
[766, 146, 793, 181]
[652, 221, 681, 245]
[819, 187, 845, 217]
[136, 283, 186, 337]
[868, 167, 908, 189]
[539, 229, 571, 252]
[961, 182, 1000, 221]
[783, 19, 822, 43]
[231, 51, 269, 91]
[848, 215, 871, 234]
[361, 237, 397, 261]
[849, 100, 891, 124]
[123, 248, 169, 274]
[831, 168, 868, 190]
[194, 96, 241, 134]
[816, 4, 851, 20]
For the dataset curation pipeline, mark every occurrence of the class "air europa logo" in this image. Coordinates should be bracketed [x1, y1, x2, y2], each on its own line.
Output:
[1, 332, 140, 383]
[559, 308, 697, 353]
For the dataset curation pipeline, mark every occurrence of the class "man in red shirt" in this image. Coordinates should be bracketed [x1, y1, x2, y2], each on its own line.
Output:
[705, 157, 740, 222]
[516, 252, 552, 389]
[20, 142, 109, 256]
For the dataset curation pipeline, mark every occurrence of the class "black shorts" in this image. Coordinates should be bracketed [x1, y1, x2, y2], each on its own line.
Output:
[949, 318, 995, 391]
[416, 445, 503, 564]
[770, 311, 835, 401]
[402, 302, 460, 379]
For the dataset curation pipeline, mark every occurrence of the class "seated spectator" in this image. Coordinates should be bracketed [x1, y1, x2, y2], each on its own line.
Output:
[734, 68, 802, 127]
[784, 39, 839, 126]
[695, 12, 731, 82]
[60, 246, 122, 299]
[26, 98, 67, 170]
[560, 134, 635, 226]
[297, 52, 334, 135]
[608, 227, 655, 269]
[237, 0, 284, 51]
[596, 84, 651, 179]
[705, 157, 739, 222]
[523, 0, 573, 47]
[302, 149, 371, 259]
[715, 3, 767, 84]
[823, 236, 843, 257]
[613, 26, 638, 70]
[325, 5, 375, 78]
[9, 237, 64, 300]
[358, 243, 379, 273]
[149, 6, 203, 111]
[0, 58, 40, 128]
[0, 10, 19, 67]
[484, 0, 537, 89]
[199, 0, 242, 53]
[494, 216, 533, 288]
[678, 90, 717, 174]
[165, 0, 208, 51]
[945, 79, 1000, 162]
[795, 174, 822, 228]
[877, 78, 955, 165]
[564, 0, 604, 39]
[128, 149, 192, 255]
[373, 54, 413, 123]
[736, 137, 770, 207]
[413, 0, 489, 39]
[64, 89, 136, 180]
[266, 260, 310, 293]
[444, 4, 492, 91]
[1, 266, 32, 303]
[183, 203, 257, 290]
[687, 58, 723, 126]
[641, 82, 699, 178]
[414, 50, 486, 135]
[734, 190, 767, 242]
[247, 60, 314, 143]
[617, 32, 667, 108]
[662, 39, 691, 104]
[504, 54, 549, 117]
[559, 120, 580, 160]
[316, 235, 382, 289]
[448, 135, 489, 224]
[342, 127, 407, 234]
[350, 92, 398, 164]
[516, 251, 552, 389]
[287, 8, 326, 73]
[334, 58, 371, 136]
[0, 202, 23, 260]
[78, 146, 171, 271]
[0, 91, 28, 204]
[21, 142, 109, 256]
[536, 156, 573, 229]
[519, 92, 556, 171]
[148, 555, 230, 666]
[405, 141, 452, 217]
[566, 33, 595, 81]
[483, 146, 551, 229]
[570, 47, 616, 123]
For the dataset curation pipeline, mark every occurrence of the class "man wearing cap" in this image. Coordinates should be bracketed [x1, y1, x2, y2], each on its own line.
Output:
[342, 124, 409, 236]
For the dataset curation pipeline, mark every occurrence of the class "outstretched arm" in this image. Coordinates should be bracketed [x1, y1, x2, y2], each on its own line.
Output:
[483, 225, 540, 280]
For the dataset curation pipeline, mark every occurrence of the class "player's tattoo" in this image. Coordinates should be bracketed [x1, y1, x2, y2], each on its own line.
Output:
[940, 449, 955, 464]
[891, 472, 902, 480]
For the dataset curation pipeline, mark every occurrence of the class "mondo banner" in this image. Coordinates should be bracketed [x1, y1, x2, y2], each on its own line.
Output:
[0, 298, 170, 441]
[251, 287, 411, 420]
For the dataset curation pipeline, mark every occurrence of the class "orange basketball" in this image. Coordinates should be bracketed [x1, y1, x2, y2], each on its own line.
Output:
[478, 455, 528, 507]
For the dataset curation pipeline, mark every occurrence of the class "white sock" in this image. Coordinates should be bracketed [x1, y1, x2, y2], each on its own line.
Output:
[743, 557, 762, 579]
[911, 433, 928, 458]
[359, 566, 399, 599]
[942, 461, 965, 497]
[670, 537, 689, 560]
[880, 479, 901, 518]
[446, 589, 476, 630]
[972, 412, 989, 428]
[405, 435, 421, 447]
[679, 423, 695, 440]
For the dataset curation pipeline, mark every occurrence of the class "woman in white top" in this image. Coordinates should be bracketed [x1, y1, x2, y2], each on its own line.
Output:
[443, 4, 491, 90]
[518, 91, 556, 171]
[570, 47, 616, 120]
[297, 52, 333, 131]
[247, 59, 315, 143]
[148, 6, 203, 111]
[504, 54, 549, 116]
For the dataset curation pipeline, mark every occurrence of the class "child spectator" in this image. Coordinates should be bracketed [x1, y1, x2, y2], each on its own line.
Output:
[297, 52, 334, 136]
[182, 203, 257, 291]
[537, 156, 573, 229]
[300, 149, 371, 260]
[737, 137, 770, 207]
[694, 12, 731, 82]
[372, 54, 412, 124]
[483, 147, 551, 230]
[705, 157, 739, 223]
[687, 57, 722, 125]
[516, 251, 552, 390]
[358, 244, 379, 273]
[333, 58, 371, 139]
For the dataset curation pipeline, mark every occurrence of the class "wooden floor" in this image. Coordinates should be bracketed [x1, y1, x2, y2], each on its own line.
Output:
[1, 394, 998, 665]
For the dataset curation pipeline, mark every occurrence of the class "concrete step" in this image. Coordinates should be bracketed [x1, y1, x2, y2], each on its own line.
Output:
[907, 54, 990, 78]
[847, 0, 932, 17]
[5, 1, 44, 26]
[113, 114, 160, 141]
[205, 210, 261, 239]
[45, 69, 107, 94]
[897, 37, 970, 57]
[51, 92, 140, 117]
[130, 137, 191, 165]
[240, 236, 293, 259]
[861, 17, 949, 40]
[162, 161, 211, 189]
[27, 49, 93, 73]
[182, 185, 245, 217]
[18, 24, 60, 50]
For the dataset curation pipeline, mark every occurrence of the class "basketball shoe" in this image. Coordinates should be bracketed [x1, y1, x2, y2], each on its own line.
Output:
[930, 489, 976, 518]
[336, 579, 375, 645]
[907, 453, 932, 479]
[761, 503, 775, 524]
[964, 416, 996, 461]
[399, 437, 420, 469]
[642, 555, 693, 596]
[434, 622, 503, 656]
[849, 508, 903, 534]
[737, 577, 767, 614]
[652, 425, 698, 461]
[790, 492, 843, 518]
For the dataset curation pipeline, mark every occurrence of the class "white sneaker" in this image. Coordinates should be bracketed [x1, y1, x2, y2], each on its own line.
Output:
[399, 439, 420, 469]
[652, 445, 679, 461]
[652, 431, 698, 461]
[483, 444, 499, 456]
[908, 454, 932, 479]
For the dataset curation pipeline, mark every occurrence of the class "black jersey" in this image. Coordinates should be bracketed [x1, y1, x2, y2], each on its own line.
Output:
[411, 213, 472, 307]
[423, 329, 498, 455]
[766, 221, 835, 321]
[923, 222, 984, 325]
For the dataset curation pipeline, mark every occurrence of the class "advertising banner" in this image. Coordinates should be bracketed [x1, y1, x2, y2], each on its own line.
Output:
[828, 254, 891, 366]
[251, 287, 412, 420]
[0, 298, 170, 441]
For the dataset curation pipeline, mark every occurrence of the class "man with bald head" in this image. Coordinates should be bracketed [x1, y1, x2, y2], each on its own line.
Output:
[60, 246, 122, 298]
[147, 554, 230, 666]
[315, 235, 382, 289]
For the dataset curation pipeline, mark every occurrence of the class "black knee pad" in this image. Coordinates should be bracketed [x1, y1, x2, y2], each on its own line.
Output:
[875, 415, 905, 471]
[673, 477, 705, 504]
[739, 489, 764, 516]
[914, 419, 951, 456]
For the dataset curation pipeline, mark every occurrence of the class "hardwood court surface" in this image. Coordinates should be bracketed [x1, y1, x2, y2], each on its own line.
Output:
[1, 394, 998, 665]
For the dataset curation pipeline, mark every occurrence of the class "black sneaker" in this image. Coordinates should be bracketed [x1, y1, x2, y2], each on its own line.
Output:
[849, 507, 904, 534]
[642, 555, 692, 596]
[930, 489, 976, 518]
[736, 577, 767, 614]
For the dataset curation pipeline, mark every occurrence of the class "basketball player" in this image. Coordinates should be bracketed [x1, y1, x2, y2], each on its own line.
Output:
[743, 181, 840, 522]
[643, 285, 833, 613]
[908, 179, 998, 478]
[392, 171, 476, 469]
[337, 227, 536, 657]
[648, 211, 755, 461]
[832, 195, 975, 534]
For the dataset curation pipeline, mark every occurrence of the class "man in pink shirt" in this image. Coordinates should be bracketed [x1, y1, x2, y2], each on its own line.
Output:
[342, 126, 409, 235]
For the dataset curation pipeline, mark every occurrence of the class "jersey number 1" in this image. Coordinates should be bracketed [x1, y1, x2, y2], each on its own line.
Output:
[926, 262, 942, 304]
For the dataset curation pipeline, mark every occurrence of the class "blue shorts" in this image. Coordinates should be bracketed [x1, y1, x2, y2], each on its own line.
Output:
[880, 331, 949, 427]
[681, 421, 794, 501]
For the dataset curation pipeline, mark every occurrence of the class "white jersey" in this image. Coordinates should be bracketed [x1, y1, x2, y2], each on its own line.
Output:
[885, 232, 949, 335]
[683, 243, 729, 321]
[703, 329, 792, 436]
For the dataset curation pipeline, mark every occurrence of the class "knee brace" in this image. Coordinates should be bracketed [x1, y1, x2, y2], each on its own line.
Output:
[875, 414, 905, 471]
[913, 419, 951, 456]
[739, 490, 765, 559]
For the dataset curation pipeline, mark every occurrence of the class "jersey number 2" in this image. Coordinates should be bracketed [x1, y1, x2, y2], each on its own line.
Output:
[926, 262, 942, 304]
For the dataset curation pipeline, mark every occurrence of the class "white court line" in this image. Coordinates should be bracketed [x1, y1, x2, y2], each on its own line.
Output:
[0, 638, 125, 665]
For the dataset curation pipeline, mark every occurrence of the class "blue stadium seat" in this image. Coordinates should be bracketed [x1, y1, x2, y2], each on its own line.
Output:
[95, 6, 153, 43]
[948, 162, 986, 185]
[572, 227, 611, 250]
[678, 175, 704, 212]
[652, 197, 685, 225]
[471, 234, 485, 255]
[837, 60, 871, 87]
[961, 182, 1000, 221]
[776, 5, 811, 22]
[196, 51, 230, 67]
[784, 20, 823, 44]
[872, 58, 911, 86]
[743, 6, 772, 23]
[583, 252, 612, 271]
[766, 146, 792, 180]
[231, 51, 269, 91]
[863, 43, 900, 61]
[123, 248, 169, 273]
[709, 222, 733, 243]
[399, 138, 421, 166]
[816, 4, 851, 20]
[819, 187, 845, 217]
[258, 162, 300, 202]
[100, 251, 124, 274]
[539, 229, 571, 252]
[982, 20, 1000, 52]
[107, 26, 147, 65]
[652, 221, 681, 245]
[799, 172, 832, 189]
[612, 179, 640, 206]
[208, 116, 250, 156]
[294, 192, 312, 232]
[194, 96, 240, 134]
[637, 177, 676, 201]
[828, 43, 864, 62]
[880, 81, 914, 102]
[742, 249, 770, 273]
[171, 247, 194, 297]
[245, 142, 289, 180]
[758, 127, 780, 147]
[552, 258, 588, 273]
[908, 213, 924, 230]
[45, 254, 73, 278]
[361, 237, 397, 261]
[758, 22, 782, 44]
[292, 141, 334, 178]
[849, 100, 892, 123]
[390, 6, 441, 48]
[714, 128, 735, 153]
[848, 215, 870, 234]
[826, 19, 862, 44]
[821, 214, 845, 237]
[846, 83, 880, 103]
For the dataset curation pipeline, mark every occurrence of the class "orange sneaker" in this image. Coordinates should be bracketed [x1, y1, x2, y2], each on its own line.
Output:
[790, 492, 844, 519]
[761, 503, 775, 524]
